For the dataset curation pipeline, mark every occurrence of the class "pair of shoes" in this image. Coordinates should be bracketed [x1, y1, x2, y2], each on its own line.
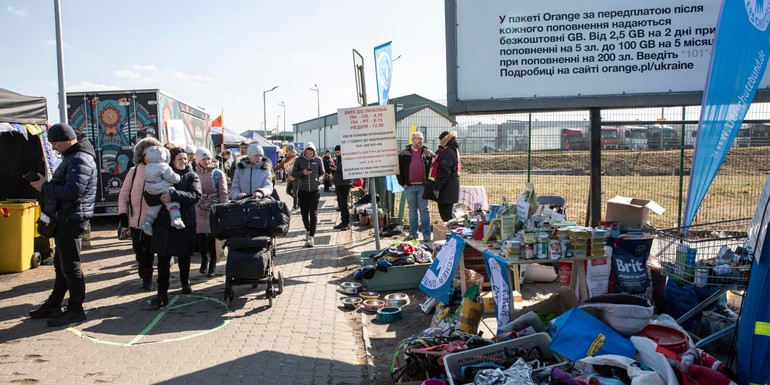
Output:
[140, 221, 154, 236]
[150, 294, 169, 309]
[305, 235, 314, 247]
[46, 306, 86, 327]
[181, 284, 192, 295]
[404, 234, 417, 241]
[142, 278, 153, 291]
[29, 301, 63, 319]
[171, 218, 186, 230]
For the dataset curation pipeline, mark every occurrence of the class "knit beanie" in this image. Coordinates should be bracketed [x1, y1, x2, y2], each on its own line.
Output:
[48, 123, 77, 142]
[247, 143, 264, 158]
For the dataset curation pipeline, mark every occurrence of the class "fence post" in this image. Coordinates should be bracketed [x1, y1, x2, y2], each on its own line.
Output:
[678, 106, 686, 227]
[527, 113, 532, 182]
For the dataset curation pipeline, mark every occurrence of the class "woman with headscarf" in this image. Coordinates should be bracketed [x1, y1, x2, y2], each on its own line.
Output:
[194, 148, 229, 277]
[118, 137, 162, 291]
[424, 131, 461, 222]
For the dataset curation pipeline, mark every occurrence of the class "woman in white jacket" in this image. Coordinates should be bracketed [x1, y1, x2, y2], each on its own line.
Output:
[230, 143, 274, 200]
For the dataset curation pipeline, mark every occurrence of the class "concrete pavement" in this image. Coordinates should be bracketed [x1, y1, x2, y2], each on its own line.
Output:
[0, 188, 372, 385]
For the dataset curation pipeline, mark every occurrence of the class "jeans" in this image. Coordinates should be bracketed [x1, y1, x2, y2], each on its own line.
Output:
[336, 185, 351, 225]
[404, 184, 431, 238]
[131, 228, 154, 281]
[298, 190, 320, 236]
[50, 221, 87, 309]
[286, 179, 298, 209]
[157, 254, 191, 295]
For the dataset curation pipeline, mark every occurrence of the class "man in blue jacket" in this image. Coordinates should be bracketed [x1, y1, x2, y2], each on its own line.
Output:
[28, 123, 97, 327]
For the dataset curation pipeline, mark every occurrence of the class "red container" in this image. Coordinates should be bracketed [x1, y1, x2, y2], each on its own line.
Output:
[636, 324, 689, 354]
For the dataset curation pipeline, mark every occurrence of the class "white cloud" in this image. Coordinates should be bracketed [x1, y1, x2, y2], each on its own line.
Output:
[6, 6, 29, 17]
[113, 70, 144, 81]
[168, 70, 214, 87]
[132, 64, 158, 72]
[68, 81, 122, 92]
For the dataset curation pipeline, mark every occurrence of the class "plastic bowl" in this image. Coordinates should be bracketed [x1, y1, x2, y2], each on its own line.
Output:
[339, 282, 362, 295]
[341, 297, 362, 310]
[363, 299, 386, 312]
[359, 291, 380, 300]
[376, 307, 403, 323]
[384, 293, 410, 308]
[636, 324, 689, 354]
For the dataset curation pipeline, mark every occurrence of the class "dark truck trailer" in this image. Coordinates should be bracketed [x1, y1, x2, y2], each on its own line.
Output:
[66, 89, 211, 215]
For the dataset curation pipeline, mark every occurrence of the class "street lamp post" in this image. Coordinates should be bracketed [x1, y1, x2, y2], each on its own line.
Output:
[263, 86, 278, 139]
[310, 84, 320, 148]
[278, 101, 286, 141]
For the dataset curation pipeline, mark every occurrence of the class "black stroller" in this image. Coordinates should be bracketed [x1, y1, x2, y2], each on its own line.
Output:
[210, 197, 290, 307]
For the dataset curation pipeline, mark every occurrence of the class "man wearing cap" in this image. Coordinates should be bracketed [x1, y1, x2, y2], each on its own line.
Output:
[231, 143, 273, 200]
[329, 145, 351, 230]
[28, 123, 97, 327]
[292, 142, 325, 247]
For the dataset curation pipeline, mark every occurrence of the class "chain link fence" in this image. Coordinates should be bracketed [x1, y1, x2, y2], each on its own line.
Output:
[387, 99, 769, 229]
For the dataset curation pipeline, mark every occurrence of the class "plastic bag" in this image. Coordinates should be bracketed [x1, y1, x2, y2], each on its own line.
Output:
[473, 358, 536, 385]
[458, 284, 484, 334]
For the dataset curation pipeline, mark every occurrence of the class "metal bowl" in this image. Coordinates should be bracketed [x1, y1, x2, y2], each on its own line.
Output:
[359, 291, 380, 300]
[384, 293, 410, 308]
[362, 299, 386, 312]
[339, 282, 362, 295]
[341, 297, 362, 310]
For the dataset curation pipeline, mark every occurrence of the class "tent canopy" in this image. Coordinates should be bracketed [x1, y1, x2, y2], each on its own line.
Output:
[211, 126, 248, 146]
[0, 88, 47, 125]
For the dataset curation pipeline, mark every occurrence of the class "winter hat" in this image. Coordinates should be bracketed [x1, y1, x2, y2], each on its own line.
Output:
[247, 143, 264, 158]
[196, 148, 212, 161]
[334, 145, 341, 151]
[439, 131, 450, 140]
[48, 123, 77, 142]
[184, 144, 197, 154]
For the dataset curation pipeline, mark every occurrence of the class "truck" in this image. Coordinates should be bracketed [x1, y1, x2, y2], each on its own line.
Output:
[67, 89, 211, 215]
[621, 126, 648, 150]
[560, 128, 588, 151]
[529, 126, 563, 151]
[601, 126, 622, 149]
[646, 124, 678, 150]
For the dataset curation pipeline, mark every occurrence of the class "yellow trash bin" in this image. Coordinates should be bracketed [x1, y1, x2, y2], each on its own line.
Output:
[0, 200, 38, 273]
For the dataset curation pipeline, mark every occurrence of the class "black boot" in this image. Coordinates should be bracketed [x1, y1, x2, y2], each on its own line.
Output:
[150, 294, 169, 309]
[46, 306, 86, 327]
[181, 283, 192, 295]
[206, 257, 217, 277]
[29, 300, 63, 319]
[199, 254, 208, 275]
[142, 277, 153, 291]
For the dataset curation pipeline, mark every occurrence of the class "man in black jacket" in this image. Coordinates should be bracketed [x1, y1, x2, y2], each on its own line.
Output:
[397, 131, 435, 241]
[28, 123, 97, 327]
[330, 145, 351, 230]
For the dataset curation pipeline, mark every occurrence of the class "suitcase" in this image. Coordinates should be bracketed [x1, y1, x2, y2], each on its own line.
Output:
[226, 236, 271, 280]
[210, 197, 290, 239]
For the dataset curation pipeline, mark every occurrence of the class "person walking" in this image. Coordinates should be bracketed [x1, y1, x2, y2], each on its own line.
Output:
[424, 131, 461, 222]
[330, 145, 351, 230]
[397, 131, 434, 241]
[292, 142, 325, 247]
[322, 150, 335, 192]
[118, 137, 163, 291]
[195, 148, 228, 277]
[230, 143, 274, 200]
[28, 123, 97, 327]
[273, 144, 299, 210]
[148, 147, 201, 307]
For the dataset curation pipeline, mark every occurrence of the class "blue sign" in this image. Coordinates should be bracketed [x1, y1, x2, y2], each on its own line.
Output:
[684, 0, 770, 228]
[293, 142, 304, 152]
[483, 250, 513, 329]
[419, 233, 465, 304]
[374, 41, 393, 106]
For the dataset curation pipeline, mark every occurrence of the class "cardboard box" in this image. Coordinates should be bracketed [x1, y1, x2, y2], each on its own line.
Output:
[481, 291, 495, 313]
[508, 289, 579, 322]
[433, 221, 449, 241]
[605, 195, 665, 228]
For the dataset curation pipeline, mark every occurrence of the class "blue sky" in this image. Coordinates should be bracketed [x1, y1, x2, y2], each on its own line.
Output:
[1, 0, 447, 133]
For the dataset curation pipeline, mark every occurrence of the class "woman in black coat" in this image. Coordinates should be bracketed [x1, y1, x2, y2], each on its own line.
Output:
[148, 146, 201, 308]
[424, 131, 461, 222]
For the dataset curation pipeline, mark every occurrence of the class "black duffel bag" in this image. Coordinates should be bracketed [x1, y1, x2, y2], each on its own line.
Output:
[210, 197, 290, 239]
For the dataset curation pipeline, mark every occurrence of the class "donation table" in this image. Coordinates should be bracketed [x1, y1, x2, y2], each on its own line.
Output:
[463, 238, 604, 305]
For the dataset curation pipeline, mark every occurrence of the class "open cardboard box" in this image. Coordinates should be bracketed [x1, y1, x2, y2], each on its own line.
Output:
[605, 195, 665, 228]
[508, 289, 579, 322]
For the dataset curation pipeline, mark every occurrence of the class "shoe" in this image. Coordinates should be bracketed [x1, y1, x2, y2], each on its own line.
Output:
[46, 307, 86, 327]
[150, 294, 169, 309]
[404, 234, 417, 241]
[306, 236, 314, 247]
[29, 301, 63, 319]
[140, 221, 154, 236]
[199, 262, 208, 275]
[171, 218, 186, 230]
[339, 224, 350, 231]
[423, 234, 432, 242]
[333, 223, 344, 229]
[142, 278, 153, 291]
[207, 267, 217, 278]
[181, 284, 192, 295]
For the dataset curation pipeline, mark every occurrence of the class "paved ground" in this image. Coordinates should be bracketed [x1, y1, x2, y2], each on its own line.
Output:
[0, 187, 373, 385]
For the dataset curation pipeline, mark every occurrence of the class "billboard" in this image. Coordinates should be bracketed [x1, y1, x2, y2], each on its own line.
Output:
[445, 0, 770, 114]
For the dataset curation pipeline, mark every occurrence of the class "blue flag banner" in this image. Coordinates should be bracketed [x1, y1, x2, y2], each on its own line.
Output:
[419, 233, 465, 304]
[683, 0, 770, 228]
[385, 175, 404, 193]
[374, 41, 393, 106]
[483, 250, 513, 329]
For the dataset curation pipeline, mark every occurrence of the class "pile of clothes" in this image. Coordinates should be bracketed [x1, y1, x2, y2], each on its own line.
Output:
[354, 241, 433, 280]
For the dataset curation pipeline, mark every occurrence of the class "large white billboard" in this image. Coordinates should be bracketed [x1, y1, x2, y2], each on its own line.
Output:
[446, 0, 770, 113]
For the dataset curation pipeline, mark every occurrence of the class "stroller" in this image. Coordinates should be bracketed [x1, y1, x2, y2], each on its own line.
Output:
[210, 197, 290, 307]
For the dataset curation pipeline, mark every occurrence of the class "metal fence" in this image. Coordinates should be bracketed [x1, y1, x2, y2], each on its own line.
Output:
[387, 100, 769, 229]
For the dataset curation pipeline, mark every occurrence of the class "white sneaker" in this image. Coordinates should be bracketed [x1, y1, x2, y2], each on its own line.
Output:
[306, 236, 314, 247]
[171, 218, 186, 230]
